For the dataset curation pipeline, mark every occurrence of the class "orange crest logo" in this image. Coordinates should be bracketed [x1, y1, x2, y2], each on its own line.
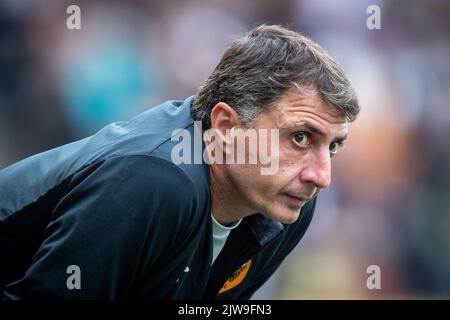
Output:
[218, 259, 252, 294]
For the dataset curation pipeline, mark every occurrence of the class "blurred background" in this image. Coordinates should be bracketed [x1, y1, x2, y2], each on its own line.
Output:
[1, 0, 449, 299]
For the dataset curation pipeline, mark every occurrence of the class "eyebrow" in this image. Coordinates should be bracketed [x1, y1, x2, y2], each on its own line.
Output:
[292, 122, 348, 142]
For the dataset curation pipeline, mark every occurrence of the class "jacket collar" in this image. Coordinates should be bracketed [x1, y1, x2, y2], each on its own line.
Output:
[247, 214, 285, 246]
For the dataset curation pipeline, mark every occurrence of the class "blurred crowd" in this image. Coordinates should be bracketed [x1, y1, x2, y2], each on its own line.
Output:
[1, 0, 449, 299]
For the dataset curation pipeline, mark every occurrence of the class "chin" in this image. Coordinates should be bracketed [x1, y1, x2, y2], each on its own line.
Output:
[262, 205, 302, 224]
[278, 211, 301, 224]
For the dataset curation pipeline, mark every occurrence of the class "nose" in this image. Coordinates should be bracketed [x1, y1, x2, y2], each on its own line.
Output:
[299, 149, 331, 190]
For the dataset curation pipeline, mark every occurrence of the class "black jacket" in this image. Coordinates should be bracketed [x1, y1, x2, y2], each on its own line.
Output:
[0, 97, 316, 299]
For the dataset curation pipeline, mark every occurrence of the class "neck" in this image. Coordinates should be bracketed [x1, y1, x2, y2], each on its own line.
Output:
[209, 164, 255, 226]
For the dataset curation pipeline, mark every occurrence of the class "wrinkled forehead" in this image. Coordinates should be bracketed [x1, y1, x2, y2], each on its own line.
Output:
[265, 89, 348, 130]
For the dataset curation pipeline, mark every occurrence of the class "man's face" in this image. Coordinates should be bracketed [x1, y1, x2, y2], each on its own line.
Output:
[224, 88, 349, 224]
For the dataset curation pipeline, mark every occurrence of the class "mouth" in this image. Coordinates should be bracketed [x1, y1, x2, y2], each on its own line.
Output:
[283, 193, 308, 208]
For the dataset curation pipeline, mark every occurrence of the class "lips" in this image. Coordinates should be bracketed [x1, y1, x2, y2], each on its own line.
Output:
[286, 193, 307, 201]
[284, 193, 307, 207]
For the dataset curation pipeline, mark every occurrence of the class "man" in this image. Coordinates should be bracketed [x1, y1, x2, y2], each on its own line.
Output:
[0, 25, 359, 299]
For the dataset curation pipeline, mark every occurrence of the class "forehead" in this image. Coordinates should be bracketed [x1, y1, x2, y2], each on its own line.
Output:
[260, 89, 348, 135]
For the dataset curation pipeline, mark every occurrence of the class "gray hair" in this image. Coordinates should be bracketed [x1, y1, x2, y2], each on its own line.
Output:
[191, 24, 360, 129]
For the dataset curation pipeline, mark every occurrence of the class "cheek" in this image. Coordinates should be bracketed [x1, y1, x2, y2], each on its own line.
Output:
[228, 164, 280, 198]
[246, 151, 305, 197]
[251, 167, 296, 204]
[277, 147, 307, 183]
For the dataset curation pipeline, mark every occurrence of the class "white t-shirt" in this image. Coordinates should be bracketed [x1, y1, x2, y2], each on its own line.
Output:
[211, 214, 242, 265]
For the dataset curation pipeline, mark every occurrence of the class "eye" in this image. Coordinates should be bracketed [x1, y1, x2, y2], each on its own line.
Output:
[329, 141, 342, 155]
[293, 132, 309, 146]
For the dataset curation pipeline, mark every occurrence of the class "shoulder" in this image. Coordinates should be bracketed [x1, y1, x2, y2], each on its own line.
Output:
[70, 154, 202, 204]
[65, 155, 208, 223]
[54, 155, 210, 251]
[108, 155, 198, 190]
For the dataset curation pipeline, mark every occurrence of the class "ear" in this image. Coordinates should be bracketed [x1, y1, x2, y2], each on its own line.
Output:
[209, 102, 241, 139]
[204, 102, 241, 161]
